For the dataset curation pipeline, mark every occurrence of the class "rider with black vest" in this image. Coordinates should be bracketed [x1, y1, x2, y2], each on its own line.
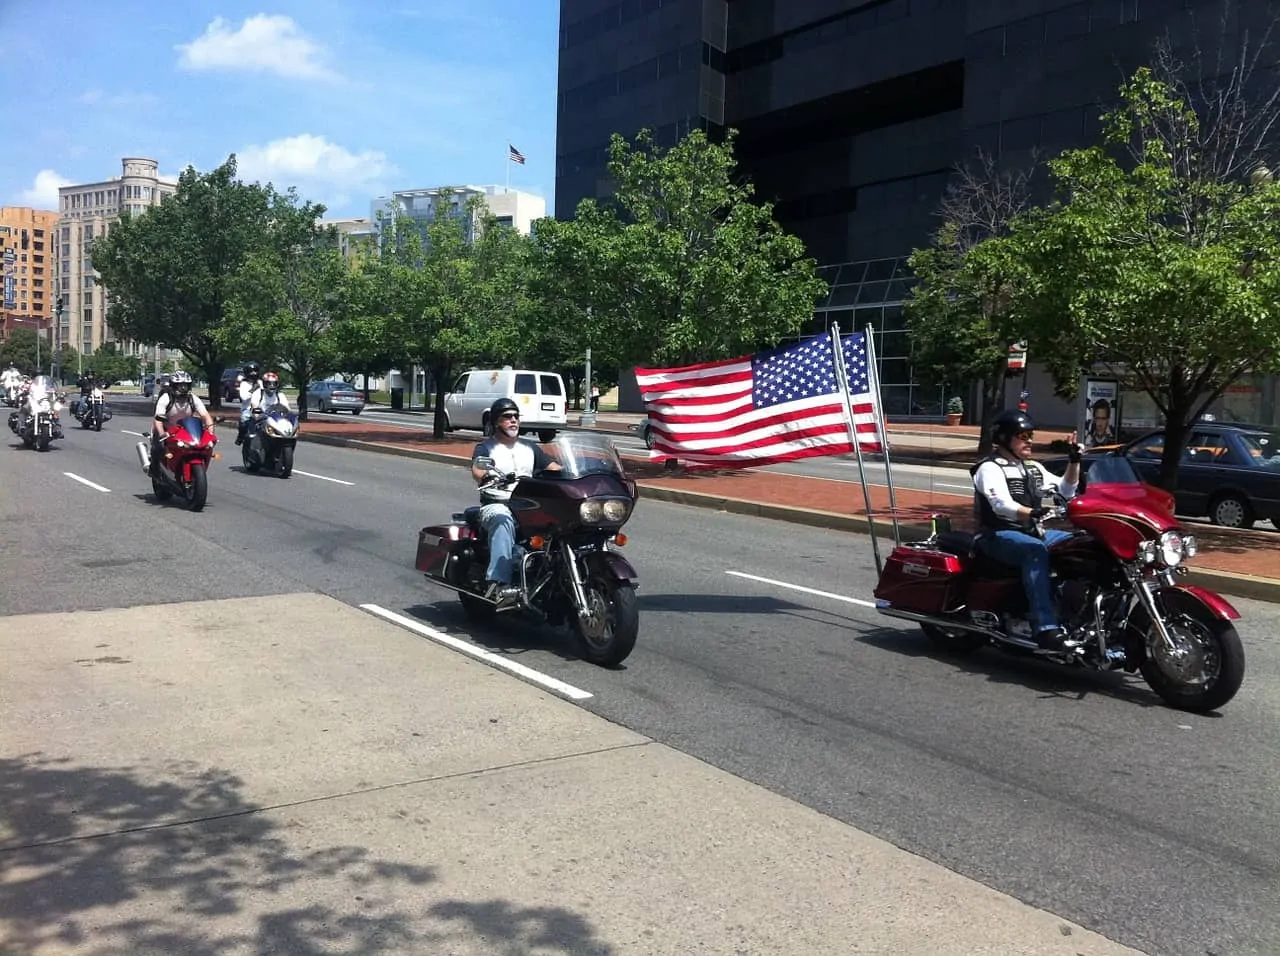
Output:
[971, 409, 1083, 652]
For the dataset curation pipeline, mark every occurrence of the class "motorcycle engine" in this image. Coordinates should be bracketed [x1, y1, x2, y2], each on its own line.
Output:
[1056, 579, 1095, 627]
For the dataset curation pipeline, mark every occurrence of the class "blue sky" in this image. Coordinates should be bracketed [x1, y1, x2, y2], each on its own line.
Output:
[0, 0, 559, 217]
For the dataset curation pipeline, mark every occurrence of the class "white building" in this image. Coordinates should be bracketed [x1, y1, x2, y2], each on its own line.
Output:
[370, 185, 546, 240]
[320, 216, 378, 259]
[54, 157, 178, 357]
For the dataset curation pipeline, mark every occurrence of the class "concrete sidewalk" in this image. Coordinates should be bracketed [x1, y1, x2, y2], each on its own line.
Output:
[0, 593, 1144, 955]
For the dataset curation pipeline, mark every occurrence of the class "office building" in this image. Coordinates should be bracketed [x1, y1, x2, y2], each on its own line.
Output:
[557, 0, 1274, 424]
[0, 206, 59, 343]
[54, 157, 178, 357]
[371, 185, 547, 241]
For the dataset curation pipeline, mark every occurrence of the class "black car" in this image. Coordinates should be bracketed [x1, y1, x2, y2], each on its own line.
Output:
[1045, 425, 1280, 529]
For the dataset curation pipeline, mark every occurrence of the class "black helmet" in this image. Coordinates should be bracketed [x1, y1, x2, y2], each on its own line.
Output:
[991, 408, 1035, 447]
[242, 361, 261, 379]
[489, 397, 520, 427]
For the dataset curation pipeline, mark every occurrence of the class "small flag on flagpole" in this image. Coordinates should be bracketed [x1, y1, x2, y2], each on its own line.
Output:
[635, 331, 882, 471]
[509, 144, 526, 165]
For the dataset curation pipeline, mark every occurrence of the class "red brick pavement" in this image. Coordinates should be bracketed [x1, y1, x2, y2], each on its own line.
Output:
[296, 416, 1280, 582]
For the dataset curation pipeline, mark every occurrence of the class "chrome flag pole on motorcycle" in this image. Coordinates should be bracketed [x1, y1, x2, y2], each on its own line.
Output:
[830, 322, 884, 575]
[863, 323, 902, 548]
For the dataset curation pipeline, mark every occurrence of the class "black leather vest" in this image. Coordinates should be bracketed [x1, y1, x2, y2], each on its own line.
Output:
[971, 453, 1040, 532]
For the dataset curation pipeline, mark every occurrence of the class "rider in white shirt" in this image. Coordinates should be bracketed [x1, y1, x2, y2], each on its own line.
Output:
[236, 362, 262, 445]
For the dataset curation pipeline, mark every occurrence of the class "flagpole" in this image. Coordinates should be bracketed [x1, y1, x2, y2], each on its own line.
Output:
[505, 147, 510, 193]
[864, 324, 902, 546]
[832, 322, 883, 575]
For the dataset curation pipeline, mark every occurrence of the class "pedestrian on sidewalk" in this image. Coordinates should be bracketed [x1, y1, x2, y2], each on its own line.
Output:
[590, 384, 600, 412]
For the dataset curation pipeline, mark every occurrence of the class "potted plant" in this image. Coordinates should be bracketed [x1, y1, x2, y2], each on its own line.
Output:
[945, 396, 963, 426]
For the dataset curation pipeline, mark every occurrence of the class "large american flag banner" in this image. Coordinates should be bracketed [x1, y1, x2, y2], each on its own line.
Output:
[635, 331, 883, 470]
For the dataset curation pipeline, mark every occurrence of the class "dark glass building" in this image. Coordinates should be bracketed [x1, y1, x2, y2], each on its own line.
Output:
[556, 0, 1280, 424]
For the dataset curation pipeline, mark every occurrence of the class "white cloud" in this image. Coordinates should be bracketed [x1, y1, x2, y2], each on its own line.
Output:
[236, 134, 394, 202]
[175, 14, 338, 81]
[17, 170, 73, 208]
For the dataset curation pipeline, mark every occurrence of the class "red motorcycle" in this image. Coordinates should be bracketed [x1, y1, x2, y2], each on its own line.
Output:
[874, 454, 1245, 712]
[148, 416, 219, 512]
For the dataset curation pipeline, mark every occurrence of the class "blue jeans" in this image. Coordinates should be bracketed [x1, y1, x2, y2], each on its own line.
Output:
[980, 528, 1073, 631]
[480, 503, 517, 583]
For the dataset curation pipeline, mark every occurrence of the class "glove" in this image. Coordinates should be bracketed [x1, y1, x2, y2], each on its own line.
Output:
[1067, 441, 1084, 463]
[1029, 506, 1052, 522]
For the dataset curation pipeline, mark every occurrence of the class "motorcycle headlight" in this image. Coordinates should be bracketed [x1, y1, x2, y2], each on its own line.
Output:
[579, 500, 604, 524]
[602, 499, 631, 523]
[1136, 540, 1159, 565]
[265, 423, 279, 437]
[37, 398, 51, 411]
[1159, 530, 1186, 567]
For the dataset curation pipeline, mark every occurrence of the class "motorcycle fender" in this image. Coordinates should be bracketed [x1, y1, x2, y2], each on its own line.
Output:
[1160, 584, 1240, 621]
[584, 549, 638, 585]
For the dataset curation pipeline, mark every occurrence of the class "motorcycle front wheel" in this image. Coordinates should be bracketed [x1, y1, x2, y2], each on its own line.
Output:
[278, 444, 294, 478]
[186, 462, 208, 512]
[572, 576, 638, 667]
[1140, 604, 1245, 713]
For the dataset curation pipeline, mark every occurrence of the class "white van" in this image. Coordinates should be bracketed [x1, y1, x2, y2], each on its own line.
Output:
[443, 366, 568, 442]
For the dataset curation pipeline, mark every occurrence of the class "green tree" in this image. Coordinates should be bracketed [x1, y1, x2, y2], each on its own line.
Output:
[371, 194, 531, 437]
[85, 343, 140, 384]
[0, 329, 41, 373]
[905, 151, 1040, 453]
[91, 155, 307, 408]
[1005, 62, 1280, 490]
[544, 128, 827, 367]
[217, 218, 348, 421]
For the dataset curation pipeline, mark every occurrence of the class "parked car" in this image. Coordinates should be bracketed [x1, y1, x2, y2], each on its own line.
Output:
[442, 366, 567, 442]
[1045, 424, 1280, 529]
[306, 380, 365, 414]
[221, 368, 245, 402]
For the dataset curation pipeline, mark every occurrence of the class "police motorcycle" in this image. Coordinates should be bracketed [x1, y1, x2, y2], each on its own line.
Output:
[8, 375, 64, 451]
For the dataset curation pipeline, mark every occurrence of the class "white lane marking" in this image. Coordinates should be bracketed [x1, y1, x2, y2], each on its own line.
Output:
[293, 468, 355, 486]
[64, 472, 111, 493]
[725, 570, 877, 608]
[937, 482, 973, 491]
[359, 603, 593, 701]
[121, 429, 147, 437]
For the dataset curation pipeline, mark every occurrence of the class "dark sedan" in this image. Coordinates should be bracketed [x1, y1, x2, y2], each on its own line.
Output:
[1045, 425, 1280, 529]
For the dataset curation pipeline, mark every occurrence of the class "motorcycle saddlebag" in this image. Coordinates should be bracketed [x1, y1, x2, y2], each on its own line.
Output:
[415, 524, 469, 576]
[874, 546, 965, 615]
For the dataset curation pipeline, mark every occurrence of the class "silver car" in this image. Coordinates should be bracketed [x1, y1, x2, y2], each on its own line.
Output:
[306, 380, 366, 414]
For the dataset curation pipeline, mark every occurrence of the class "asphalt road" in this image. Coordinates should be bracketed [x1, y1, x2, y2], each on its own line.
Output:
[4, 409, 1279, 956]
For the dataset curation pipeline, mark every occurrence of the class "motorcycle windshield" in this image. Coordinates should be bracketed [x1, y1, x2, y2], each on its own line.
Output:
[176, 416, 206, 441]
[544, 432, 627, 480]
[1076, 452, 1177, 526]
[266, 403, 295, 419]
[28, 376, 56, 402]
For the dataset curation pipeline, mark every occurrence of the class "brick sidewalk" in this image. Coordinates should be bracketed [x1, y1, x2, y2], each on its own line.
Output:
[296, 417, 1280, 583]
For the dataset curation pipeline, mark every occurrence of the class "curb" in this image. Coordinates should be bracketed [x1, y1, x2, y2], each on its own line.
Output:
[298, 432, 1280, 606]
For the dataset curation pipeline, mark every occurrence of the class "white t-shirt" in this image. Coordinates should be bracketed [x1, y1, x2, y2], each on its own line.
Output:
[472, 438, 554, 503]
[155, 392, 209, 426]
[250, 385, 291, 410]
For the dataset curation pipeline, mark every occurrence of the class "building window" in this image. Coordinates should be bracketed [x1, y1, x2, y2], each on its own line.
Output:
[84, 275, 95, 289]
[61, 277, 70, 291]
[83, 223, 94, 239]
[61, 243, 70, 257]
[61, 226, 70, 240]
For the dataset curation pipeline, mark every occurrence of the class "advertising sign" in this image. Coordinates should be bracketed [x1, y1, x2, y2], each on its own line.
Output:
[1007, 341, 1028, 372]
[3, 273, 14, 310]
[1081, 378, 1120, 448]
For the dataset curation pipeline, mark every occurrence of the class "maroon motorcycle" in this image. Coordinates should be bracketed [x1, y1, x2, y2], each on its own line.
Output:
[415, 433, 640, 667]
[874, 455, 1245, 712]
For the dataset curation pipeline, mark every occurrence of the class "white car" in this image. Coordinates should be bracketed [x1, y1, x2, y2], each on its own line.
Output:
[443, 366, 567, 442]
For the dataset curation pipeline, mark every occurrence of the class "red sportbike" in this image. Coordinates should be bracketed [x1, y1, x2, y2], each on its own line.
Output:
[874, 454, 1245, 712]
[149, 416, 219, 512]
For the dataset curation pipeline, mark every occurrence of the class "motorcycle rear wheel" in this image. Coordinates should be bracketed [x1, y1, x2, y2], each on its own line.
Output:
[1141, 608, 1245, 713]
[186, 462, 208, 512]
[573, 577, 638, 667]
[921, 622, 986, 654]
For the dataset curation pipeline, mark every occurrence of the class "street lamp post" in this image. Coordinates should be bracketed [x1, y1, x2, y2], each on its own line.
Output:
[53, 296, 64, 382]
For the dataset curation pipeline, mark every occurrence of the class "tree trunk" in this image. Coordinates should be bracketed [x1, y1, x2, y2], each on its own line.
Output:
[293, 362, 310, 422]
[362, 369, 371, 402]
[430, 359, 452, 439]
[974, 370, 1008, 457]
[1156, 405, 1193, 492]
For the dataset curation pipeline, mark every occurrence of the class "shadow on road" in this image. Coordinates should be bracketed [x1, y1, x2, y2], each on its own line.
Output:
[0, 752, 614, 954]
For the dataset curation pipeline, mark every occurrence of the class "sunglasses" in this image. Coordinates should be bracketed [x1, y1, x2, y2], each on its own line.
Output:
[499, 412, 520, 420]
[1015, 431, 1034, 442]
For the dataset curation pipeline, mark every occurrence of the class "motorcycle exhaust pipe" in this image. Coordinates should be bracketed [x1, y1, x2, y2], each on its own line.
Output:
[136, 441, 151, 472]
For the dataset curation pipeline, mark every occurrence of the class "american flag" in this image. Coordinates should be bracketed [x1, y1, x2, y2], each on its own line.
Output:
[509, 144, 526, 165]
[635, 331, 883, 470]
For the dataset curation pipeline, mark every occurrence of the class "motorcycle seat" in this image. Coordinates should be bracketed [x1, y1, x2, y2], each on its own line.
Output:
[933, 530, 1022, 578]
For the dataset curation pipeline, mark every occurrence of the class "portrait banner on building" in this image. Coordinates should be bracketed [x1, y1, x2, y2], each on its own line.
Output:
[1080, 378, 1121, 448]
